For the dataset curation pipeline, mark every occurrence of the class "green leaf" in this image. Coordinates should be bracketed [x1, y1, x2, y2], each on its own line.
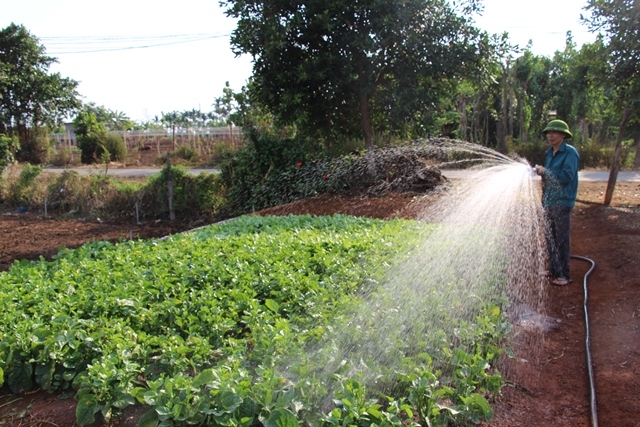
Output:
[112, 393, 136, 409]
[137, 409, 159, 427]
[193, 368, 216, 388]
[35, 363, 55, 390]
[265, 299, 280, 313]
[465, 393, 494, 421]
[213, 390, 242, 415]
[8, 360, 33, 393]
[263, 408, 298, 427]
[76, 394, 100, 426]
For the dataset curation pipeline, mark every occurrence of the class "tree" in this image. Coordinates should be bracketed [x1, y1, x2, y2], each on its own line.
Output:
[583, 0, 640, 205]
[161, 111, 181, 151]
[0, 24, 81, 144]
[546, 33, 612, 144]
[72, 110, 126, 164]
[221, 0, 485, 150]
[78, 103, 136, 131]
[0, 133, 18, 178]
[512, 49, 554, 142]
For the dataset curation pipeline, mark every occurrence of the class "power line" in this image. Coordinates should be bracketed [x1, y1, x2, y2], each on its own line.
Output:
[43, 33, 232, 54]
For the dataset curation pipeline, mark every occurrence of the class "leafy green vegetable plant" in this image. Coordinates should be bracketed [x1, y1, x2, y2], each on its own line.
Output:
[0, 214, 509, 426]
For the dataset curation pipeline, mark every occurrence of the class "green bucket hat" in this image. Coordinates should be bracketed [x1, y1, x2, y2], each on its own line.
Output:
[543, 119, 572, 138]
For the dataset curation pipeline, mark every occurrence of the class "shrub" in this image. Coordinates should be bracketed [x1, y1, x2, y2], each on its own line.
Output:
[138, 164, 225, 219]
[17, 129, 50, 164]
[45, 170, 96, 214]
[42, 172, 144, 217]
[208, 141, 236, 166]
[103, 133, 127, 162]
[511, 140, 638, 170]
[5, 163, 45, 207]
[0, 133, 19, 176]
[77, 133, 126, 164]
[49, 146, 82, 167]
[172, 145, 199, 163]
[221, 139, 450, 216]
[77, 135, 102, 164]
[220, 131, 323, 214]
[511, 141, 546, 167]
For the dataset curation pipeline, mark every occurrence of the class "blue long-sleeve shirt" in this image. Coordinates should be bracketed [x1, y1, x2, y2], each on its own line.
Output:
[542, 141, 579, 208]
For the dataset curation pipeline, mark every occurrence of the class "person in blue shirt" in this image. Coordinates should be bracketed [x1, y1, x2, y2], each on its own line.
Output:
[534, 120, 579, 286]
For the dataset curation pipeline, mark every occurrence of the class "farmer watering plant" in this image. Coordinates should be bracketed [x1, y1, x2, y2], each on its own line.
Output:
[534, 120, 579, 286]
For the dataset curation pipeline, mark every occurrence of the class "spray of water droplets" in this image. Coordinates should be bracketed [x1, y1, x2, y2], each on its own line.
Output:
[282, 140, 550, 415]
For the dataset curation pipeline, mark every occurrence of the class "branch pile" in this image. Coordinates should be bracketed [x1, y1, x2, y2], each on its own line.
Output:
[337, 143, 451, 197]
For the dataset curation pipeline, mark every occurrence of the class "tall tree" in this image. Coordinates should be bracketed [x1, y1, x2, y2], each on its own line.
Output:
[583, 0, 640, 205]
[221, 0, 485, 150]
[512, 49, 554, 142]
[0, 24, 81, 143]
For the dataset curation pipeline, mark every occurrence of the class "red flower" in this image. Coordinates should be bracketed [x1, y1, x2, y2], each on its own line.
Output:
[296, 161, 303, 167]
[322, 175, 329, 180]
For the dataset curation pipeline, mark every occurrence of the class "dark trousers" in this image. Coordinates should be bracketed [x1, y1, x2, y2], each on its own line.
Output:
[544, 206, 572, 280]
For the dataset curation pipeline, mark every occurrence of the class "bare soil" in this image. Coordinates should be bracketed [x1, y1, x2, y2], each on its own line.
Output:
[0, 180, 639, 427]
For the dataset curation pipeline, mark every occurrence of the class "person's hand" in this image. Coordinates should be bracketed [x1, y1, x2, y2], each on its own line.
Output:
[534, 165, 545, 176]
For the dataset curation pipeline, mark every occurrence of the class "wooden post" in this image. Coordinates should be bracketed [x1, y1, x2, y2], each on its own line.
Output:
[166, 154, 175, 220]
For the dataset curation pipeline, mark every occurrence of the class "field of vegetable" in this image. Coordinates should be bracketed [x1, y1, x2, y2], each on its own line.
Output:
[0, 214, 507, 426]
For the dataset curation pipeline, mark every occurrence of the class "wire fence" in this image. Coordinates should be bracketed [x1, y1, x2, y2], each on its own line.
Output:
[50, 126, 243, 166]
[51, 126, 242, 147]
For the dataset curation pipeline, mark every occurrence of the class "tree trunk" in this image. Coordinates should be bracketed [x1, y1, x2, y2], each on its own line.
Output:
[359, 91, 374, 151]
[171, 123, 176, 152]
[518, 95, 526, 142]
[508, 66, 515, 141]
[496, 62, 509, 153]
[459, 94, 468, 141]
[633, 134, 640, 170]
[604, 107, 632, 206]
[166, 154, 175, 220]
[579, 118, 589, 141]
[484, 112, 489, 146]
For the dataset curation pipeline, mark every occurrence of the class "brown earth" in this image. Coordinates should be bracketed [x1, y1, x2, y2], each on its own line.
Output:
[0, 180, 639, 427]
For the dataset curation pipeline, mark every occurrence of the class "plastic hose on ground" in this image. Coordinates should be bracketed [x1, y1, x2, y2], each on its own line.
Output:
[571, 254, 597, 427]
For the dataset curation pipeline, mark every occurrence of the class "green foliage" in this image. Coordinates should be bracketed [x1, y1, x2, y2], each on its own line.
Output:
[0, 133, 18, 176]
[0, 24, 81, 136]
[6, 163, 43, 206]
[74, 111, 108, 164]
[73, 111, 127, 164]
[511, 141, 548, 167]
[220, 131, 323, 214]
[172, 145, 199, 163]
[103, 133, 127, 162]
[0, 215, 507, 426]
[584, 0, 640, 106]
[222, 0, 485, 148]
[17, 128, 51, 164]
[43, 171, 122, 215]
[207, 141, 236, 166]
[78, 102, 135, 131]
[139, 164, 225, 218]
[49, 145, 81, 167]
[0, 165, 225, 219]
[222, 140, 455, 216]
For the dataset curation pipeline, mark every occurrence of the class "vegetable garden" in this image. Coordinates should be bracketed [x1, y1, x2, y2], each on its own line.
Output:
[0, 214, 507, 426]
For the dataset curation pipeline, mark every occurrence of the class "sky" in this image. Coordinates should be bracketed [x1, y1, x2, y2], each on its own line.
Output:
[1, 0, 598, 124]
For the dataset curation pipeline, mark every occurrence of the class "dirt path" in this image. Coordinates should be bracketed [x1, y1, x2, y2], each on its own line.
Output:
[487, 181, 640, 426]
[0, 181, 639, 426]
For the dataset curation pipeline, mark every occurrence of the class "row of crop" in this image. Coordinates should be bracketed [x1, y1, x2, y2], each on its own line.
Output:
[0, 215, 509, 426]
